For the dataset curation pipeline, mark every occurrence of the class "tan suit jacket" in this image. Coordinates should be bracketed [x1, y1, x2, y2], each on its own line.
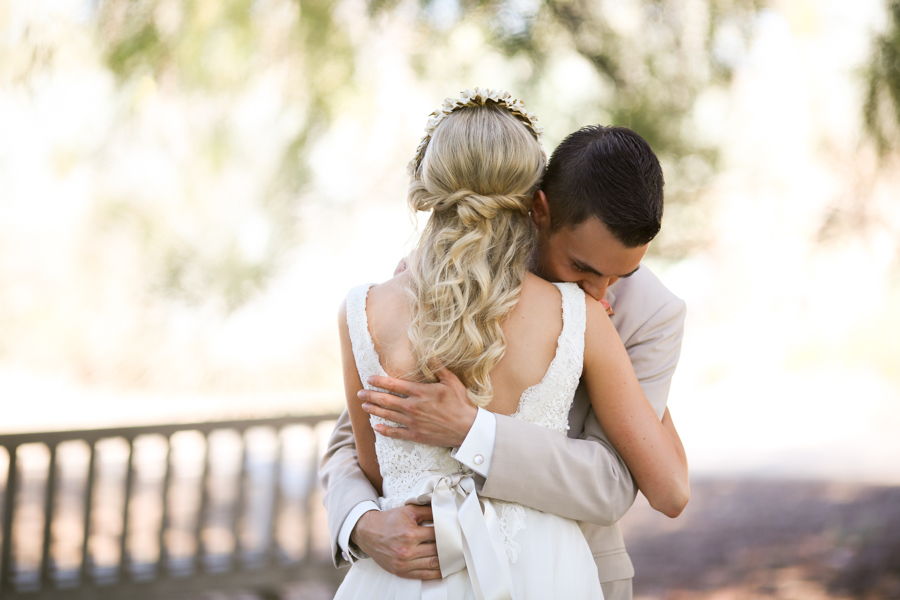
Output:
[319, 265, 686, 584]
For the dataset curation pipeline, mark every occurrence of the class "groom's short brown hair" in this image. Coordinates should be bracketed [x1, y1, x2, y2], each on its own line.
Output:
[541, 125, 664, 247]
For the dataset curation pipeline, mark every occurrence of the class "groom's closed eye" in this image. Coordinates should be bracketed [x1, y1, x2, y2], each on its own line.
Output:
[572, 261, 641, 279]
[573, 262, 593, 273]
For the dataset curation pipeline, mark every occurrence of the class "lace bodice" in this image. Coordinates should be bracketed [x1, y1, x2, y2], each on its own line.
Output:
[344, 282, 586, 558]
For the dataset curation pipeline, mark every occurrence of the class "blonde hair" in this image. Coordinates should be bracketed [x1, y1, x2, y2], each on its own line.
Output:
[406, 101, 546, 407]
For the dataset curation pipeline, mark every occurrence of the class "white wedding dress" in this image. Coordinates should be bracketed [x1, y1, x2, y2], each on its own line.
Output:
[334, 282, 603, 600]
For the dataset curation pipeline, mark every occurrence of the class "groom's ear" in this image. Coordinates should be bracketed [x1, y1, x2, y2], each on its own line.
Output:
[531, 190, 552, 231]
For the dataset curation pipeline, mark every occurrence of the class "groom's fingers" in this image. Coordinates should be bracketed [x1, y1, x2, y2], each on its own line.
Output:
[406, 568, 442, 580]
[393, 508, 440, 579]
[409, 535, 437, 553]
[433, 366, 467, 397]
[407, 504, 434, 524]
[406, 560, 442, 578]
[358, 389, 410, 415]
[373, 423, 415, 441]
[366, 375, 422, 398]
[433, 365, 461, 385]
[361, 401, 411, 427]
[402, 544, 441, 579]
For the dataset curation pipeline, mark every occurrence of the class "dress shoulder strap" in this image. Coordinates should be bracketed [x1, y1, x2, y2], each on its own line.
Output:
[510, 282, 587, 433]
[554, 282, 587, 362]
[344, 283, 385, 384]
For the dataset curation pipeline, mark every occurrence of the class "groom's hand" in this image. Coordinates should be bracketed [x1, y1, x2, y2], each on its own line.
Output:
[358, 367, 477, 448]
[351, 506, 441, 579]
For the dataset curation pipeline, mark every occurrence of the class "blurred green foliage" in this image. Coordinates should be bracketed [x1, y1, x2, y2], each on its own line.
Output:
[93, 0, 768, 307]
[820, 0, 900, 249]
[864, 0, 900, 157]
[370, 0, 766, 257]
[96, 0, 356, 310]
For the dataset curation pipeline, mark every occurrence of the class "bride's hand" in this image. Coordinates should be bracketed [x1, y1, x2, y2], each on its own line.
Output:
[358, 367, 477, 448]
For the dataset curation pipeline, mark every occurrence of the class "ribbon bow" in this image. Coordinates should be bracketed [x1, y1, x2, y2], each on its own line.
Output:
[404, 473, 516, 600]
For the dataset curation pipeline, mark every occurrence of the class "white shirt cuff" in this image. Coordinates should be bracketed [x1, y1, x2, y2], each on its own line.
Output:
[338, 500, 380, 563]
[451, 407, 496, 478]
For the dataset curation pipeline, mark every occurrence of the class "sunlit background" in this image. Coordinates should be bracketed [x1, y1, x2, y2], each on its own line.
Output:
[2, 0, 899, 597]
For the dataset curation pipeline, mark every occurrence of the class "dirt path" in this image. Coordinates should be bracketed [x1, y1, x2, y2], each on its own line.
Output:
[167, 479, 900, 599]
[621, 479, 900, 599]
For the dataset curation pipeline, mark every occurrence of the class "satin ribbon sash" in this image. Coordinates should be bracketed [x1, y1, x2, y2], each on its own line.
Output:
[404, 473, 516, 600]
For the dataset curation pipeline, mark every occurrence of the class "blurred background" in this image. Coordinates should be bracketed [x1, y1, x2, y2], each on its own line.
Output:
[1, 0, 899, 598]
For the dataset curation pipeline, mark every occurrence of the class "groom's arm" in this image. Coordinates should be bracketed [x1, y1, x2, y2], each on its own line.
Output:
[363, 295, 687, 525]
[319, 411, 441, 577]
[318, 410, 379, 567]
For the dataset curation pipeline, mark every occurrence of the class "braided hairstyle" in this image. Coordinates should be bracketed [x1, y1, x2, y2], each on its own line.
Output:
[406, 101, 545, 407]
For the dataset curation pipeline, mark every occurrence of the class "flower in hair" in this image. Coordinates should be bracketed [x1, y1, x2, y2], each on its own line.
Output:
[409, 87, 544, 175]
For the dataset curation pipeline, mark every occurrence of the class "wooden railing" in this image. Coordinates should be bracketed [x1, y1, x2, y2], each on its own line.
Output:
[0, 414, 344, 599]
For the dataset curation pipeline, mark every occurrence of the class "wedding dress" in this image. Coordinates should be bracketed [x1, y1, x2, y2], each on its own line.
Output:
[334, 282, 603, 600]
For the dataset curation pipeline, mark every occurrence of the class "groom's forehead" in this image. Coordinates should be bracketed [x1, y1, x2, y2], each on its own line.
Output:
[553, 217, 613, 249]
[553, 217, 647, 271]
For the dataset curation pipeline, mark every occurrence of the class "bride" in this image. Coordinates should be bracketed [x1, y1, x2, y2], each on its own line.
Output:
[333, 89, 688, 599]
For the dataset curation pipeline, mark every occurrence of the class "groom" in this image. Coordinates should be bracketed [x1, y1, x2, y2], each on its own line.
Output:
[319, 125, 687, 600]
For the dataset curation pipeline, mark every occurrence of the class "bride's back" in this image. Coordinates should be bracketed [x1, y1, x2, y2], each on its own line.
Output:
[387, 91, 549, 413]
[334, 94, 609, 599]
[365, 271, 564, 416]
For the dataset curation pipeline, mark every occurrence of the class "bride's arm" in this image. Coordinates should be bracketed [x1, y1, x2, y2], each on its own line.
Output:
[662, 407, 686, 464]
[583, 295, 689, 517]
[338, 300, 383, 495]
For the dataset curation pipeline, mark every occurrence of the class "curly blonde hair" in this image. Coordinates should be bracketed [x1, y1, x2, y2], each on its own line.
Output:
[406, 99, 546, 408]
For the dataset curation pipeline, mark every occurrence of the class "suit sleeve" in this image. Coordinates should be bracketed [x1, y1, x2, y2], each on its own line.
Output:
[318, 409, 381, 568]
[624, 297, 688, 420]
[478, 297, 687, 525]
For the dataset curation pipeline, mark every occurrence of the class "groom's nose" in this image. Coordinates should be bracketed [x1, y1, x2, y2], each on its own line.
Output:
[582, 276, 618, 302]
[582, 280, 608, 302]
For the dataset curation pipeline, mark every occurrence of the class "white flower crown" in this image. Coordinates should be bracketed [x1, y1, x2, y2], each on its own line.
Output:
[409, 87, 544, 176]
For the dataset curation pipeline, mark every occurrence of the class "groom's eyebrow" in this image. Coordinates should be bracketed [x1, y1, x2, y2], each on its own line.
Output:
[575, 260, 641, 279]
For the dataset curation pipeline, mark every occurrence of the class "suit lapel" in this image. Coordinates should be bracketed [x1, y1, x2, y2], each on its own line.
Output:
[605, 286, 622, 330]
[605, 288, 617, 311]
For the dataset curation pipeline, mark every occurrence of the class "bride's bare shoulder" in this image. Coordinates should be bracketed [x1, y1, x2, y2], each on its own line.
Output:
[364, 271, 561, 316]
[363, 271, 411, 320]
[520, 272, 564, 301]
[511, 272, 564, 321]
